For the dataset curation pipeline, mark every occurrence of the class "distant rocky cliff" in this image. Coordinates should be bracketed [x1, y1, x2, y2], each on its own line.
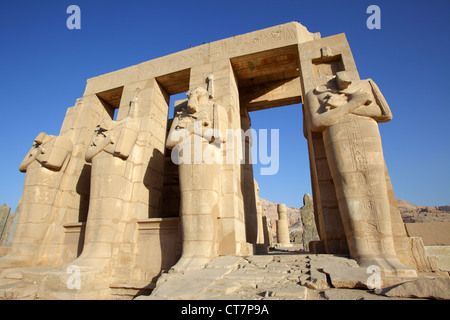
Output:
[260, 197, 450, 243]
[396, 199, 450, 223]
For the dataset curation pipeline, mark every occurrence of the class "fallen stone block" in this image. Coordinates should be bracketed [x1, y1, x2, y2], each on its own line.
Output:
[322, 264, 369, 289]
[323, 288, 396, 300]
[377, 277, 450, 300]
[306, 268, 330, 291]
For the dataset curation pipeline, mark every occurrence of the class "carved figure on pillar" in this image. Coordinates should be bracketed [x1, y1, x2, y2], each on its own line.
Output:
[1, 132, 72, 268]
[73, 108, 139, 269]
[166, 86, 227, 271]
[304, 71, 416, 277]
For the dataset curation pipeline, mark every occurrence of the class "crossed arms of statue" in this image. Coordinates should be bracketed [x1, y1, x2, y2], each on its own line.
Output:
[305, 78, 392, 132]
[85, 117, 139, 162]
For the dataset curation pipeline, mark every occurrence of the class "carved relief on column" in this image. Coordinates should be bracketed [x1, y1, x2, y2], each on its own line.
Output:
[303, 70, 416, 277]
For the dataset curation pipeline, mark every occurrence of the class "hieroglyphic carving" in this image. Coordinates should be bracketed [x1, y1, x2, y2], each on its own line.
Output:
[217, 24, 297, 56]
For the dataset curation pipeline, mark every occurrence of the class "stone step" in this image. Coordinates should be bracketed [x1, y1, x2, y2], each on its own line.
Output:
[206, 281, 241, 294]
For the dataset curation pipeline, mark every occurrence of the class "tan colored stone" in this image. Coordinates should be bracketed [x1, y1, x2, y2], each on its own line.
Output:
[265, 286, 308, 299]
[1, 21, 437, 300]
[405, 222, 450, 246]
[378, 277, 450, 300]
[304, 72, 417, 277]
[276, 204, 292, 247]
[425, 246, 450, 272]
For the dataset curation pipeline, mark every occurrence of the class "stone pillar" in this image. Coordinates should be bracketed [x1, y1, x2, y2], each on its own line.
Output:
[241, 108, 258, 246]
[0, 204, 11, 246]
[297, 34, 357, 255]
[299, 193, 319, 251]
[299, 35, 417, 276]
[3, 200, 21, 248]
[1, 131, 73, 268]
[72, 78, 169, 276]
[37, 95, 114, 266]
[276, 204, 291, 247]
[254, 179, 268, 253]
[188, 58, 249, 258]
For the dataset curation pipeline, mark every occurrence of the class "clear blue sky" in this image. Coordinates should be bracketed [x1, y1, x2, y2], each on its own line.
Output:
[0, 0, 449, 211]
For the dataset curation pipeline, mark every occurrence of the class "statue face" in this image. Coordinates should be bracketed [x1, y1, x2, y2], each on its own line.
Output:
[187, 94, 198, 114]
[335, 71, 352, 90]
[187, 87, 209, 114]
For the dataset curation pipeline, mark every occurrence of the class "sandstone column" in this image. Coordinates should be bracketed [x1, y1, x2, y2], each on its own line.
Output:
[166, 87, 227, 271]
[0, 204, 11, 246]
[276, 204, 291, 247]
[300, 193, 319, 251]
[303, 71, 416, 277]
[189, 59, 249, 257]
[0, 132, 73, 268]
[72, 101, 139, 270]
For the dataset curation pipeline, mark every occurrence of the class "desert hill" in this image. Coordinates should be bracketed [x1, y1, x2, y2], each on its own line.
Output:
[260, 197, 450, 239]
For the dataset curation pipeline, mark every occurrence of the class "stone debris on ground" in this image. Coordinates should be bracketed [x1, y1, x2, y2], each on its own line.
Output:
[137, 246, 449, 301]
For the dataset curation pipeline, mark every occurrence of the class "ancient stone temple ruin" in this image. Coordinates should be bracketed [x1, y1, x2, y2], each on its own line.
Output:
[0, 22, 439, 299]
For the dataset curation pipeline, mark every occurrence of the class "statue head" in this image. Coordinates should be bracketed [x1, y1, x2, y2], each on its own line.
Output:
[335, 71, 352, 90]
[34, 132, 49, 146]
[186, 87, 210, 114]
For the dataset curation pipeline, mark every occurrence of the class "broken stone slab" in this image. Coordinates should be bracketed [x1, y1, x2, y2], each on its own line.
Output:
[150, 267, 233, 299]
[265, 262, 290, 270]
[377, 277, 450, 300]
[262, 272, 288, 284]
[246, 255, 273, 264]
[264, 285, 308, 300]
[0, 280, 38, 300]
[307, 254, 372, 289]
[205, 256, 245, 270]
[321, 264, 369, 289]
[323, 288, 401, 300]
[299, 193, 319, 251]
[305, 268, 330, 291]
[309, 254, 359, 268]
[206, 280, 241, 295]
[250, 262, 270, 269]
[198, 292, 247, 300]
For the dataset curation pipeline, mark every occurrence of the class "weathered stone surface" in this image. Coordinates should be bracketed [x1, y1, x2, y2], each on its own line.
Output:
[405, 222, 450, 245]
[276, 204, 291, 247]
[425, 246, 450, 272]
[265, 286, 307, 299]
[1, 20, 445, 300]
[0, 280, 38, 300]
[322, 264, 369, 289]
[323, 288, 401, 300]
[409, 237, 439, 272]
[206, 256, 245, 269]
[150, 267, 233, 299]
[303, 71, 418, 277]
[299, 194, 319, 251]
[378, 278, 450, 300]
[0, 204, 11, 246]
[306, 268, 330, 291]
